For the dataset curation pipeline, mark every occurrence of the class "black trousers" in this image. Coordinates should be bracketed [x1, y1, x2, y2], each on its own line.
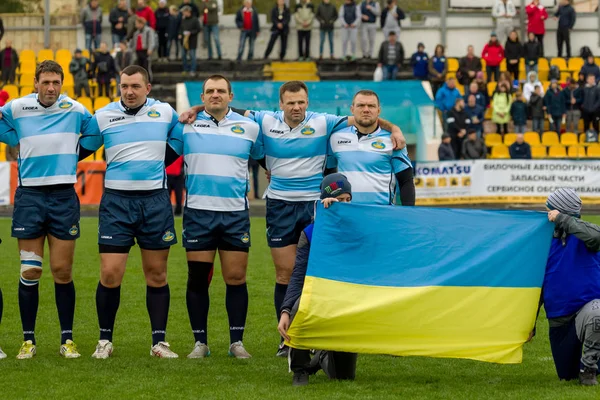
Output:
[486, 66, 500, 82]
[535, 33, 545, 57]
[431, 81, 443, 97]
[297, 31, 311, 59]
[136, 50, 149, 72]
[290, 349, 357, 380]
[157, 28, 169, 58]
[1, 68, 16, 84]
[583, 110, 599, 132]
[506, 61, 519, 81]
[557, 28, 571, 58]
[264, 30, 288, 60]
[97, 79, 111, 98]
[167, 173, 184, 214]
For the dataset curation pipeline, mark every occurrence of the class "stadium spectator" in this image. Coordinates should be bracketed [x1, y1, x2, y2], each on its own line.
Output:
[166, 156, 184, 216]
[155, 0, 171, 62]
[491, 0, 516, 45]
[137, 0, 157, 30]
[535, 190, 600, 386]
[339, 0, 361, 61]
[180, 0, 200, 17]
[475, 72, 491, 108]
[564, 77, 582, 133]
[114, 41, 134, 96]
[0, 40, 18, 84]
[465, 94, 484, 137]
[446, 97, 468, 158]
[504, 30, 522, 82]
[295, 0, 315, 61]
[580, 55, 600, 84]
[554, 0, 576, 59]
[69, 49, 91, 98]
[167, 6, 182, 60]
[435, 76, 461, 118]
[523, 70, 543, 101]
[438, 133, 455, 160]
[481, 32, 504, 82]
[316, 0, 338, 60]
[380, 0, 404, 39]
[110, 0, 129, 48]
[130, 17, 156, 79]
[457, 45, 482, 86]
[201, 0, 223, 60]
[581, 73, 600, 132]
[465, 81, 487, 110]
[377, 31, 403, 81]
[81, 0, 103, 54]
[524, 32, 541, 74]
[265, 0, 290, 61]
[526, 0, 547, 56]
[529, 85, 545, 134]
[544, 80, 567, 134]
[510, 90, 528, 133]
[509, 133, 532, 159]
[126, 6, 138, 40]
[497, 71, 515, 94]
[235, 0, 260, 62]
[429, 44, 447, 97]
[92, 42, 117, 98]
[462, 130, 486, 159]
[360, 0, 380, 59]
[179, 6, 201, 76]
[410, 43, 428, 81]
[492, 83, 511, 135]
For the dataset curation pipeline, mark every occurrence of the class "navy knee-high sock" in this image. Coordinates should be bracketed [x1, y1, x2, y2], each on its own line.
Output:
[96, 282, 121, 342]
[146, 284, 170, 346]
[55, 281, 75, 344]
[19, 281, 39, 344]
[186, 261, 213, 344]
[274, 283, 288, 321]
[226, 283, 248, 344]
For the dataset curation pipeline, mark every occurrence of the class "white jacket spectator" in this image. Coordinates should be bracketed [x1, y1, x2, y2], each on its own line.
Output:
[492, 0, 517, 45]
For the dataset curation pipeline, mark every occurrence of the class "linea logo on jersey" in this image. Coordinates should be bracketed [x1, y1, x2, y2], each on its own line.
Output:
[241, 233, 250, 244]
[69, 225, 79, 236]
[148, 109, 161, 118]
[231, 124, 245, 134]
[59, 100, 73, 109]
[162, 230, 175, 242]
[301, 126, 315, 136]
[371, 139, 386, 150]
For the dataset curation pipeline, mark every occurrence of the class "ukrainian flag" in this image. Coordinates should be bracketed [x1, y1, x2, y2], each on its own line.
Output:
[286, 204, 554, 364]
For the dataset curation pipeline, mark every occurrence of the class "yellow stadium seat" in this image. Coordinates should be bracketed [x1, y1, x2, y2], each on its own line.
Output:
[524, 132, 541, 145]
[504, 133, 517, 146]
[548, 145, 567, 158]
[448, 58, 459, 72]
[455, 84, 464, 95]
[500, 59, 507, 72]
[94, 96, 111, 111]
[19, 73, 35, 86]
[538, 58, 550, 81]
[82, 49, 90, 59]
[487, 82, 497, 97]
[542, 131, 560, 146]
[567, 145, 586, 158]
[542, 81, 551, 92]
[519, 58, 527, 81]
[55, 49, 72, 65]
[0, 143, 6, 161]
[78, 97, 93, 113]
[20, 86, 34, 97]
[531, 145, 547, 159]
[561, 132, 578, 146]
[37, 49, 54, 62]
[595, 57, 600, 67]
[485, 133, 503, 147]
[491, 144, 510, 159]
[551, 57, 567, 71]
[63, 73, 74, 86]
[588, 144, 600, 158]
[19, 50, 35, 63]
[20, 60, 36, 75]
[62, 85, 75, 98]
[579, 132, 598, 146]
[2, 85, 19, 100]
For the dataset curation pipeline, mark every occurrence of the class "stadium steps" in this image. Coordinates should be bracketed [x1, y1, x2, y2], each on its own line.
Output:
[271, 62, 319, 82]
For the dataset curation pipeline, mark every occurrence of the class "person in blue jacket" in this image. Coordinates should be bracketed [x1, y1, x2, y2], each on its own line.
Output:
[277, 173, 355, 387]
[410, 42, 428, 80]
[531, 188, 600, 386]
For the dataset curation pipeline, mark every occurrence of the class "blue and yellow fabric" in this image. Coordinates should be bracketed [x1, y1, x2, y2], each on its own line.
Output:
[286, 204, 554, 364]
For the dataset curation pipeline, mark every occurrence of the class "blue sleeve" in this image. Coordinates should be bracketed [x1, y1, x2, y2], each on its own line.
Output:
[434, 89, 444, 109]
[250, 110, 270, 126]
[326, 137, 338, 168]
[391, 147, 411, 173]
[325, 114, 348, 135]
[79, 114, 103, 151]
[167, 110, 184, 155]
[0, 117, 18, 147]
[250, 128, 264, 160]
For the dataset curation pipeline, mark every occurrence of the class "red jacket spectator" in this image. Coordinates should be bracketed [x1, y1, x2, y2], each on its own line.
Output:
[526, 1, 548, 35]
[137, 5, 156, 29]
[482, 42, 505, 67]
[0, 90, 8, 106]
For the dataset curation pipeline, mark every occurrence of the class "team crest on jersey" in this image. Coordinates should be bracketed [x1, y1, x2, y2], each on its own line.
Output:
[231, 124, 245, 134]
[162, 230, 175, 242]
[241, 233, 250, 244]
[59, 100, 73, 109]
[69, 225, 79, 236]
[301, 126, 315, 136]
[147, 109, 161, 118]
[371, 139, 386, 150]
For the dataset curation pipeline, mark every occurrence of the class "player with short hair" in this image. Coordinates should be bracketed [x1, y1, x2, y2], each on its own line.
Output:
[79, 65, 183, 359]
[328, 89, 415, 206]
[0, 60, 98, 359]
[180, 80, 406, 356]
[171, 74, 262, 359]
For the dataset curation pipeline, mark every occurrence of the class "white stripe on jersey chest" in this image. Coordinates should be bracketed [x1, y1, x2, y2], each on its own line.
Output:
[97, 106, 172, 131]
[332, 132, 393, 154]
[186, 119, 257, 143]
[263, 115, 328, 139]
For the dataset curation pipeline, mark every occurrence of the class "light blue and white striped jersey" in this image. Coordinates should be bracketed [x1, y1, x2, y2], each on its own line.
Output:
[251, 110, 347, 202]
[0, 108, 18, 147]
[172, 109, 262, 212]
[328, 126, 411, 205]
[0, 94, 95, 186]
[80, 98, 182, 191]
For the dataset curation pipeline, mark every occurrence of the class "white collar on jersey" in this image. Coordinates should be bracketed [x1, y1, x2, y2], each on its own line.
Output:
[202, 107, 233, 124]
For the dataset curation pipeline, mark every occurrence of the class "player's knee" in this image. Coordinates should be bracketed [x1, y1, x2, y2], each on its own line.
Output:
[145, 268, 167, 286]
[223, 270, 246, 286]
[275, 268, 292, 284]
[52, 266, 72, 284]
[20, 250, 43, 285]
[101, 269, 123, 288]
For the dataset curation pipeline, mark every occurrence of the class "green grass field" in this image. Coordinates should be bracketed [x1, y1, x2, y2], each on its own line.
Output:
[0, 216, 599, 399]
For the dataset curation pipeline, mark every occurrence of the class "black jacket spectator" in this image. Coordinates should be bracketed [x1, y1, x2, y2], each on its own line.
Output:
[380, 6, 405, 29]
[316, 1, 338, 31]
[544, 87, 567, 117]
[167, 12, 181, 40]
[155, 6, 171, 31]
[581, 85, 600, 114]
[438, 141, 455, 161]
[504, 39, 523, 63]
[378, 41, 404, 66]
[510, 99, 528, 126]
[510, 141, 532, 159]
[457, 56, 482, 86]
[179, 1, 200, 18]
[524, 39, 540, 65]
[0, 44, 19, 84]
[81, 3, 103, 35]
[563, 86, 583, 111]
[236, 6, 260, 34]
[555, 4, 576, 30]
[462, 137, 486, 159]
[529, 93, 545, 118]
[447, 107, 468, 157]
[109, 6, 129, 37]
[115, 49, 134, 73]
[580, 61, 600, 83]
[91, 50, 116, 83]
[180, 14, 201, 49]
[270, 5, 291, 33]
